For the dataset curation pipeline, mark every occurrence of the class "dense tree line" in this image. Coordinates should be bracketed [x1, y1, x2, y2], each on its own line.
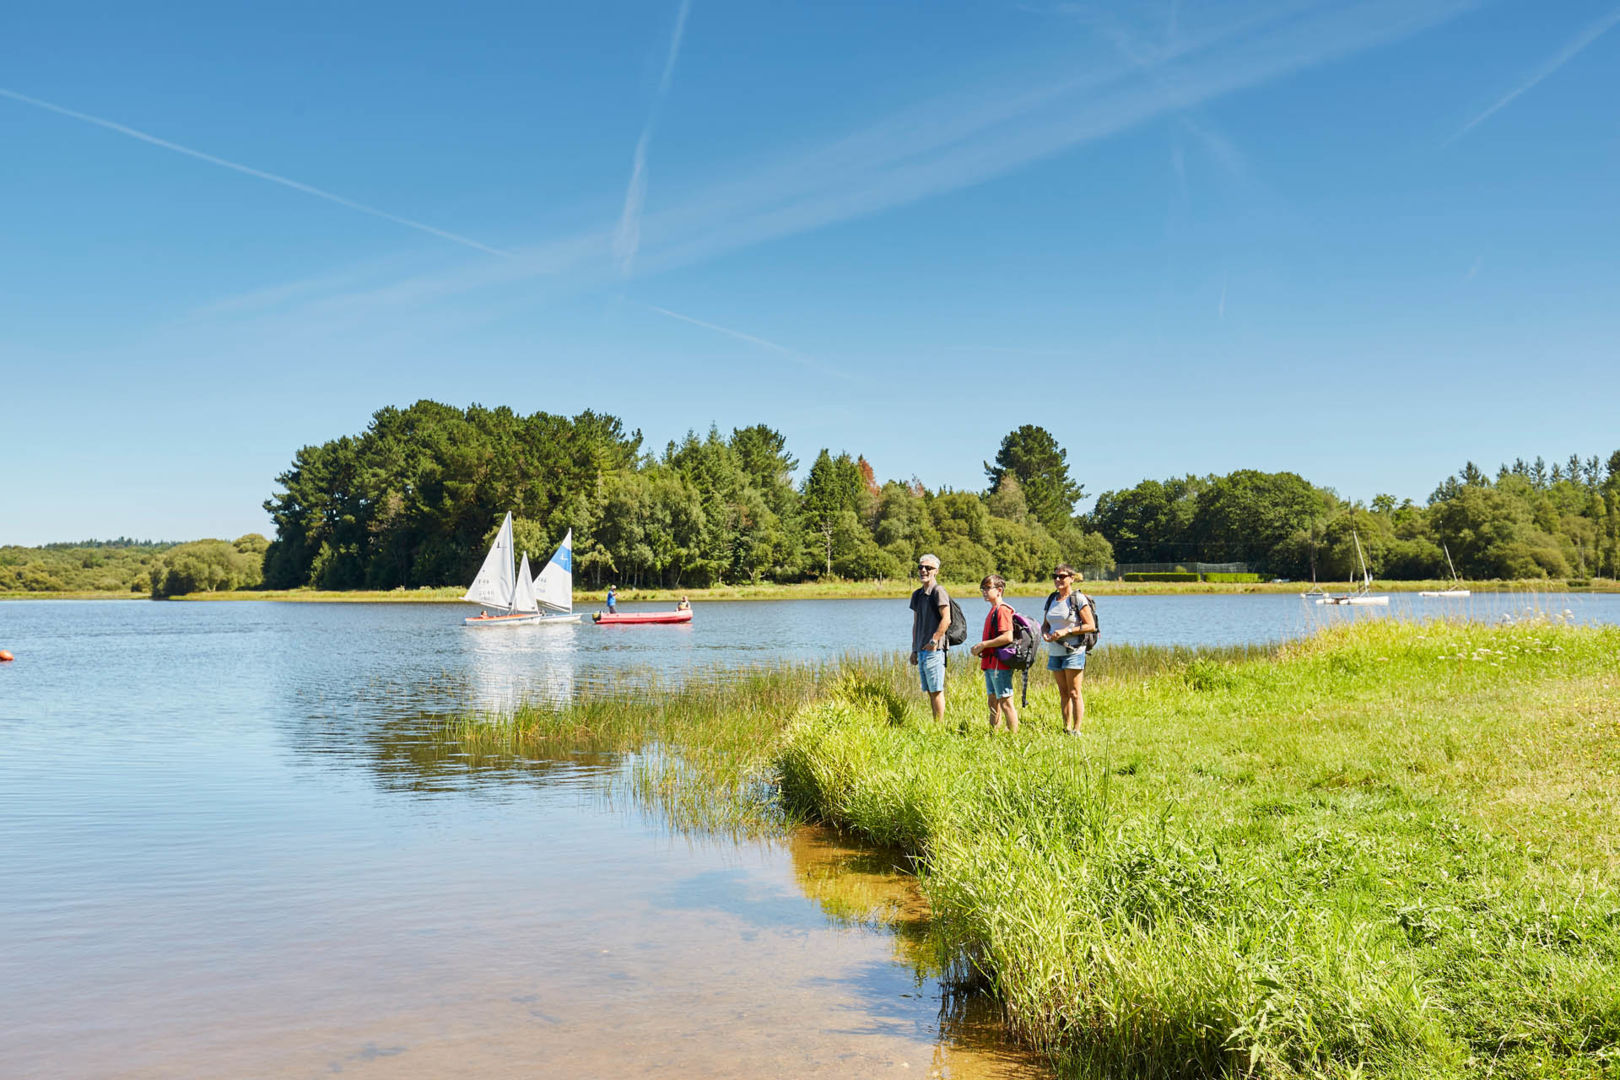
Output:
[0, 534, 270, 595]
[6, 407, 1612, 595]
[0, 539, 175, 593]
[1090, 451, 1620, 581]
[260, 402, 1111, 589]
[148, 536, 268, 597]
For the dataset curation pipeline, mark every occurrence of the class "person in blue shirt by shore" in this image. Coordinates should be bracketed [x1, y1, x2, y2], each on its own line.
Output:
[606, 584, 618, 614]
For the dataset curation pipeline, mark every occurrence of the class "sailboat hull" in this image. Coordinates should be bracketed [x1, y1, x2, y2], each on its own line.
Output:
[463, 612, 583, 627]
[1418, 590, 1471, 598]
[1315, 595, 1389, 606]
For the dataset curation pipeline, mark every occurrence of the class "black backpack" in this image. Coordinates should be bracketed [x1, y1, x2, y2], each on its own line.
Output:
[1044, 590, 1099, 652]
[944, 597, 969, 647]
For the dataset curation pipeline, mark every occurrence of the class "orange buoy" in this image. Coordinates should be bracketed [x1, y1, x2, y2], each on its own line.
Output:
[0, 650, 13, 662]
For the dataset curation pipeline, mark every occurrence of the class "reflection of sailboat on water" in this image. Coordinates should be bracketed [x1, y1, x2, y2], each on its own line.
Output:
[463, 513, 582, 627]
[1419, 542, 1471, 598]
[1313, 530, 1389, 606]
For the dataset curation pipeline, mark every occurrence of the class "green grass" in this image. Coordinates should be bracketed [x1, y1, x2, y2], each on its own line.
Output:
[0, 590, 149, 601]
[165, 586, 470, 602]
[449, 620, 1618, 1077]
[777, 621, 1620, 1078]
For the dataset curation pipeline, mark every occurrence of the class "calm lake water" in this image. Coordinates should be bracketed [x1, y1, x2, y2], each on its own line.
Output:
[2, 592, 1614, 1077]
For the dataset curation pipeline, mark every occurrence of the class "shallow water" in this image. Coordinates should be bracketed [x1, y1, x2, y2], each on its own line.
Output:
[1, 593, 1614, 1077]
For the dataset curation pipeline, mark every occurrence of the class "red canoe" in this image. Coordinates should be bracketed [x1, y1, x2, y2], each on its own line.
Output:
[592, 609, 693, 625]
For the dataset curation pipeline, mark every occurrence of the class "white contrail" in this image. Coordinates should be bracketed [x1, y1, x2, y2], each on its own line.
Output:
[1449, 3, 1620, 143]
[655, 0, 694, 97]
[0, 87, 513, 257]
[615, 0, 693, 274]
[647, 304, 791, 353]
[212, 0, 1479, 326]
[646, 303, 858, 382]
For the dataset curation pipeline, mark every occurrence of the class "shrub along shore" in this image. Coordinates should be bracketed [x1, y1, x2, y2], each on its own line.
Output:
[7, 576, 1616, 602]
[457, 620, 1618, 1078]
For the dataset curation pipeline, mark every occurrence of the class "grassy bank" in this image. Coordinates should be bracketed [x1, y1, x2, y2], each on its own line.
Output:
[16, 576, 1611, 602]
[454, 620, 1618, 1077]
[778, 621, 1620, 1078]
[0, 590, 149, 601]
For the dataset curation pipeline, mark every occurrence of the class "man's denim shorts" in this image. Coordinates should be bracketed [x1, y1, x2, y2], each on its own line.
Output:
[1047, 650, 1087, 671]
[983, 668, 1014, 699]
[917, 649, 945, 692]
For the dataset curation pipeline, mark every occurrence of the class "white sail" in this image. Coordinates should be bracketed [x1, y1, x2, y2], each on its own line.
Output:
[512, 553, 539, 613]
[462, 512, 516, 610]
[532, 529, 574, 613]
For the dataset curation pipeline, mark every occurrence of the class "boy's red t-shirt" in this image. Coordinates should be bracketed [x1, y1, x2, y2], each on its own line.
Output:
[980, 604, 1012, 670]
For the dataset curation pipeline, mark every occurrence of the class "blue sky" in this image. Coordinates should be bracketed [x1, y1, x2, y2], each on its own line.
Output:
[2, 0, 1617, 545]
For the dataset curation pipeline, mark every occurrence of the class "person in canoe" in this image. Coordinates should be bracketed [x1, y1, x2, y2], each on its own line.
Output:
[676, 597, 690, 611]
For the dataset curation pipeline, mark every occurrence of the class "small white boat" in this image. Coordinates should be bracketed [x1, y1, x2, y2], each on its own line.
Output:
[1312, 530, 1388, 606]
[1418, 543, 1471, 598]
[462, 513, 582, 627]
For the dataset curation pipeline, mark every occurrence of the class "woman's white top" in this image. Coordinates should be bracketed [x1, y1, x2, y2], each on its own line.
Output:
[1044, 591, 1088, 656]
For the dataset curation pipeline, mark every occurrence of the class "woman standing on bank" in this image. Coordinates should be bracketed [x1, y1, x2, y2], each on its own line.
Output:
[1041, 564, 1095, 736]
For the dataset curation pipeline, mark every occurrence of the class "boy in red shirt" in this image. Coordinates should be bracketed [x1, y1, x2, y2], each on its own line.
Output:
[969, 573, 1019, 733]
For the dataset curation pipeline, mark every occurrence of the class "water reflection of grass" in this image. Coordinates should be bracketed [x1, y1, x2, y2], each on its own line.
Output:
[453, 621, 1620, 1078]
[447, 662, 832, 833]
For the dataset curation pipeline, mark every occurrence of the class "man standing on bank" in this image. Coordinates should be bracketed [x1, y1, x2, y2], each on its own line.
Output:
[908, 553, 951, 721]
[1041, 564, 1095, 736]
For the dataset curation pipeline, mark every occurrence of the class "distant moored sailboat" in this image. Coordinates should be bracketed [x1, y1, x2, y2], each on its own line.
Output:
[1312, 530, 1389, 606]
[1418, 542, 1471, 598]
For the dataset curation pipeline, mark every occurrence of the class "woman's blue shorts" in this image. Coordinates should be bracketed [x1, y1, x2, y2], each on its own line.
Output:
[1047, 650, 1087, 671]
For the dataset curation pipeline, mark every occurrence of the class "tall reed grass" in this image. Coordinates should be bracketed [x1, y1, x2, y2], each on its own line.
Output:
[778, 620, 1620, 1078]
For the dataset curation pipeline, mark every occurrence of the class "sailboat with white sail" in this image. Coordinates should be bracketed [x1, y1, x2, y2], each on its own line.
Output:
[462, 513, 582, 626]
[1313, 530, 1389, 606]
[1419, 543, 1470, 598]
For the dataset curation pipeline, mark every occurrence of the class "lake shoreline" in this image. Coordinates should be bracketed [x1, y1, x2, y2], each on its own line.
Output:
[4, 577, 1616, 603]
[452, 622, 1618, 1077]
